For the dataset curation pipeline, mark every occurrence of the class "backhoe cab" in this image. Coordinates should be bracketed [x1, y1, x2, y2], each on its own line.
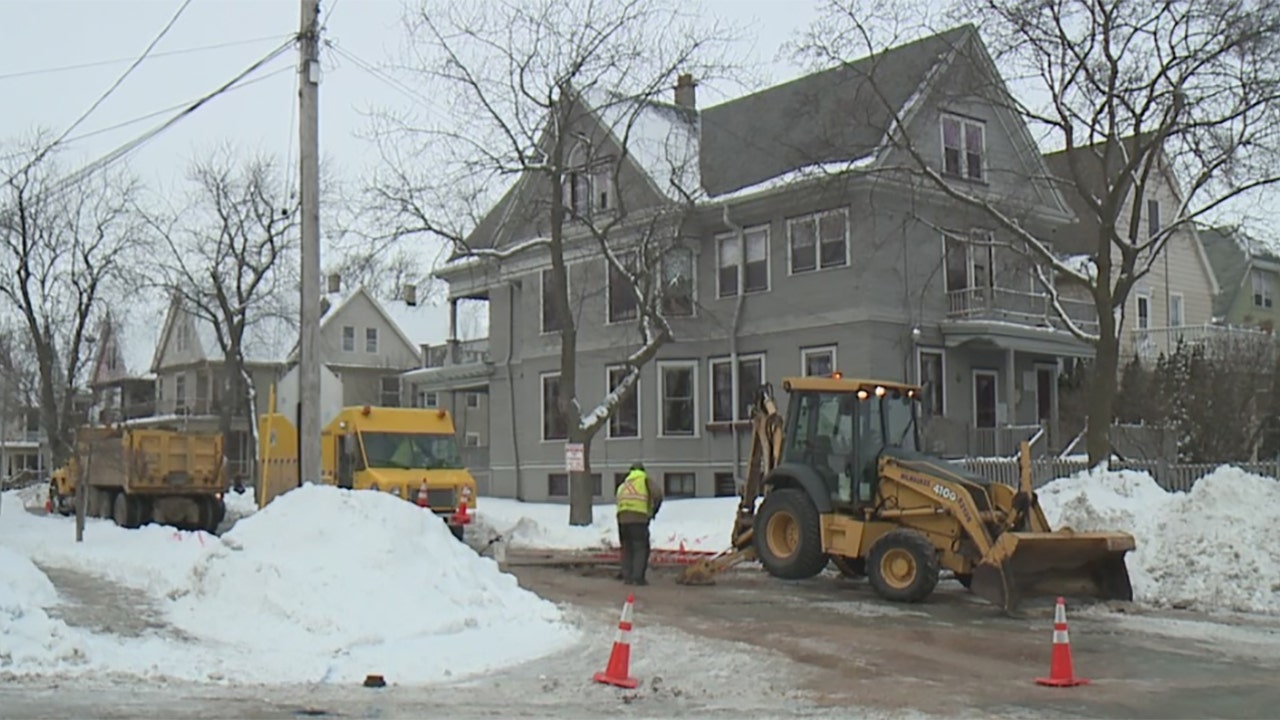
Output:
[678, 375, 1136, 613]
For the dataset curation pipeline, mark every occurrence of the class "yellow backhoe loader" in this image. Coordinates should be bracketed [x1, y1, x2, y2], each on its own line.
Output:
[677, 375, 1135, 612]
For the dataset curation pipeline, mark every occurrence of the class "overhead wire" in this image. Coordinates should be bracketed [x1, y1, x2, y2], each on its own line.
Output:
[45, 37, 298, 197]
[0, 33, 292, 82]
[5, 0, 195, 184]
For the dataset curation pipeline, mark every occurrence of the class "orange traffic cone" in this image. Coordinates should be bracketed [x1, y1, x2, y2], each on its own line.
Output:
[451, 486, 472, 525]
[415, 480, 429, 508]
[1036, 597, 1089, 687]
[593, 594, 639, 689]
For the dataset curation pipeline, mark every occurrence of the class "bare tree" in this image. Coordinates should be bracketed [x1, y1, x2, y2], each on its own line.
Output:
[0, 140, 144, 466]
[796, 0, 1280, 466]
[144, 148, 297, 479]
[370, 0, 737, 524]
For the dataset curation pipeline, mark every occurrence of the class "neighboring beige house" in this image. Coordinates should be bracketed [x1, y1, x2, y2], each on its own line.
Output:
[88, 297, 168, 424]
[140, 293, 294, 477]
[1043, 142, 1221, 365]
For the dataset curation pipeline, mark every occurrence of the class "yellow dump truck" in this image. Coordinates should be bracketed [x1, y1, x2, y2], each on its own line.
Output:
[50, 426, 228, 532]
[258, 402, 479, 540]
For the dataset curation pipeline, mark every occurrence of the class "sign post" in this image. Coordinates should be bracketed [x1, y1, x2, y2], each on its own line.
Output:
[564, 442, 584, 473]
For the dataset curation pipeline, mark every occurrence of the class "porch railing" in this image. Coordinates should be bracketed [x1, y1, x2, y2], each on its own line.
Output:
[1129, 324, 1278, 362]
[947, 287, 1098, 335]
[422, 338, 491, 368]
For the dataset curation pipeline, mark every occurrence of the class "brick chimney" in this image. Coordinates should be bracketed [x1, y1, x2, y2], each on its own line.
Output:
[326, 272, 341, 294]
[674, 73, 696, 109]
[403, 284, 418, 306]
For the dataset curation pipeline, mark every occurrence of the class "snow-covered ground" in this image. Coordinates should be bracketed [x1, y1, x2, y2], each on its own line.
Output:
[0, 485, 578, 684]
[468, 497, 738, 553]
[1037, 464, 1280, 615]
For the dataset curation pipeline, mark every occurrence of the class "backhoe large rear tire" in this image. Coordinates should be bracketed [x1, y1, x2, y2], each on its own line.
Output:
[753, 488, 827, 580]
[867, 529, 940, 603]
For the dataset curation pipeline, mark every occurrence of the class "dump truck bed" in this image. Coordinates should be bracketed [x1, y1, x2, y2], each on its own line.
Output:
[79, 428, 224, 496]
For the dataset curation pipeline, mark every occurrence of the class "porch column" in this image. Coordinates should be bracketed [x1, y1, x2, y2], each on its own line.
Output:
[448, 298, 459, 342]
[1005, 347, 1016, 453]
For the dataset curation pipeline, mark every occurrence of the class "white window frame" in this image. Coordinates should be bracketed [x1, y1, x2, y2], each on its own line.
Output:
[1135, 292, 1151, 331]
[605, 364, 641, 440]
[341, 325, 355, 352]
[465, 392, 480, 409]
[659, 246, 697, 318]
[419, 390, 438, 408]
[464, 432, 482, 448]
[916, 346, 947, 417]
[800, 345, 837, 377]
[715, 225, 771, 298]
[540, 266, 576, 334]
[708, 353, 766, 423]
[656, 359, 699, 438]
[1147, 198, 1161, 238]
[540, 371, 568, 442]
[940, 113, 986, 181]
[604, 250, 639, 325]
[365, 327, 378, 353]
[1253, 269, 1273, 308]
[786, 208, 850, 275]
[1169, 292, 1185, 328]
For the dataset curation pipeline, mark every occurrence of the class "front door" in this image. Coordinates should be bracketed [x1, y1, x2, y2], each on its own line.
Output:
[1036, 366, 1056, 424]
[973, 370, 998, 429]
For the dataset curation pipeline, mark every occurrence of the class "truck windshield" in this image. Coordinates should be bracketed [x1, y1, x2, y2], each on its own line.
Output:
[881, 397, 919, 452]
[360, 432, 464, 470]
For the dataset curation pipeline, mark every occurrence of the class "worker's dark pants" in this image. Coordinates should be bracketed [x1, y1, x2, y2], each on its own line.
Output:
[618, 521, 651, 583]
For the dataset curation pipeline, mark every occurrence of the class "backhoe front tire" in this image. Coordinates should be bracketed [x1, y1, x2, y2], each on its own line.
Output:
[753, 488, 827, 580]
[867, 529, 940, 603]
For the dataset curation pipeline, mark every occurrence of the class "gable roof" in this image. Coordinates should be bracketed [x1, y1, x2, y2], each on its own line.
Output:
[1200, 225, 1280, 318]
[698, 24, 975, 197]
[94, 291, 167, 381]
[291, 285, 457, 364]
[154, 292, 296, 369]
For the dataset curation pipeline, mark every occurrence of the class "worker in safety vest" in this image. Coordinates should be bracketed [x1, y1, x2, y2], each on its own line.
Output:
[615, 462, 662, 586]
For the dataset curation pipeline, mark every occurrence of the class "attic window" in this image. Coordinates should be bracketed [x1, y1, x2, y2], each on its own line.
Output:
[561, 144, 615, 218]
[941, 114, 984, 181]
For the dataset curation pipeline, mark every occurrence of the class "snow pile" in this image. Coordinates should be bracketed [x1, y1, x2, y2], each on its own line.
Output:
[473, 497, 737, 553]
[1038, 465, 1280, 615]
[0, 546, 86, 669]
[215, 487, 258, 533]
[6, 482, 49, 511]
[165, 485, 578, 684]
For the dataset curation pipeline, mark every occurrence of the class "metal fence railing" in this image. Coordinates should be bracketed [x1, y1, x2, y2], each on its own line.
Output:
[956, 456, 1280, 493]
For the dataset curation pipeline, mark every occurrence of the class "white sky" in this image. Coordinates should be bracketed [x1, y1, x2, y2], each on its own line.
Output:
[0, 0, 821, 195]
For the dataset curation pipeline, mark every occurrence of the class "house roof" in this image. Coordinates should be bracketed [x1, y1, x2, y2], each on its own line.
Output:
[698, 24, 974, 197]
[1200, 225, 1280, 318]
[155, 291, 297, 368]
[1040, 138, 1154, 256]
[98, 290, 167, 380]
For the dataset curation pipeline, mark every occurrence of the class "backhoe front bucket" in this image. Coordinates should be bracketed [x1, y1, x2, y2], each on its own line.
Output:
[970, 530, 1136, 612]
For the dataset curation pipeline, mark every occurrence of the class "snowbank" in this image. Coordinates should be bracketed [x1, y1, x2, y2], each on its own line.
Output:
[167, 485, 577, 684]
[1038, 465, 1280, 615]
[0, 546, 87, 669]
[0, 486, 579, 685]
[472, 497, 737, 552]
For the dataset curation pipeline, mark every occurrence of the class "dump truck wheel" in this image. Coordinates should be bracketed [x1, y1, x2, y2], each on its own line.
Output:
[753, 488, 827, 580]
[831, 555, 866, 578]
[112, 493, 140, 529]
[867, 529, 940, 603]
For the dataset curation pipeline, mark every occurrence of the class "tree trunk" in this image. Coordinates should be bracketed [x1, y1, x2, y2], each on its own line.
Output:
[568, 427, 593, 526]
[1086, 326, 1119, 467]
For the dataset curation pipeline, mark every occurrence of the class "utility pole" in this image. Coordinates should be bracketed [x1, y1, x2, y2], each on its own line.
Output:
[297, 0, 322, 487]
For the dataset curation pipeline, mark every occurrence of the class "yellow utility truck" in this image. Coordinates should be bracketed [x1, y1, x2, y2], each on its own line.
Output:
[678, 376, 1136, 612]
[258, 401, 479, 540]
[49, 426, 228, 532]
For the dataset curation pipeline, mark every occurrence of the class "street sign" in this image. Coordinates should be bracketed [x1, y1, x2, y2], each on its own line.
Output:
[564, 442, 585, 472]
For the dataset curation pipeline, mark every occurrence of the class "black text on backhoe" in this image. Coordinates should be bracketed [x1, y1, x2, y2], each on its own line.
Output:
[676, 376, 1136, 613]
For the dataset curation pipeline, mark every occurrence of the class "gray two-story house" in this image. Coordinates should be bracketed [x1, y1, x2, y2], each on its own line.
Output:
[420, 25, 1105, 500]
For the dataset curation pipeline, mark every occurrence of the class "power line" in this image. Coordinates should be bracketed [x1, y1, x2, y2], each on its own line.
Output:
[0, 64, 293, 165]
[47, 38, 297, 197]
[5, 0, 195, 185]
[0, 34, 291, 82]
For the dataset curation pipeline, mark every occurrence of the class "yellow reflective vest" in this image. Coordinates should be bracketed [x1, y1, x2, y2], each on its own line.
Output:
[615, 469, 649, 516]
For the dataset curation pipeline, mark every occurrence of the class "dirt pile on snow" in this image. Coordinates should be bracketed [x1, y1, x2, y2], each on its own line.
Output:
[165, 485, 579, 684]
[1038, 465, 1280, 615]
[0, 546, 86, 670]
